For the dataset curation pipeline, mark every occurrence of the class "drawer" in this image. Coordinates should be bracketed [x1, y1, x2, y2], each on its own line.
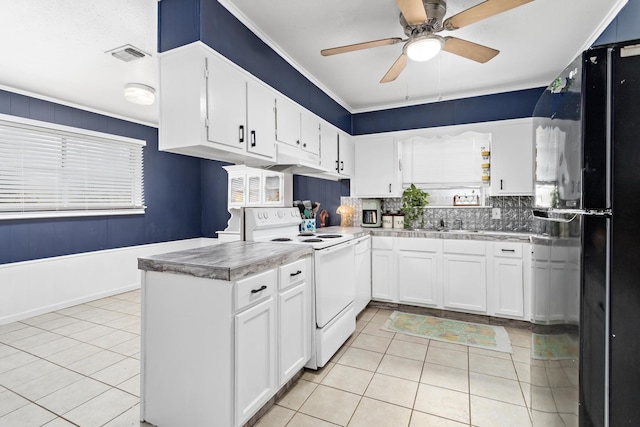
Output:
[372, 236, 394, 250]
[397, 237, 438, 252]
[235, 269, 277, 311]
[493, 242, 522, 258]
[443, 239, 486, 255]
[279, 258, 308, 291]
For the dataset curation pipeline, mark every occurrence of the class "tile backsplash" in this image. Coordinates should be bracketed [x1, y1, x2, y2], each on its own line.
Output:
[341, 196, 534, 232]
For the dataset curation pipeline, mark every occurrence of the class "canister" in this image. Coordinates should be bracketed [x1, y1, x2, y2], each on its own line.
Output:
[393, 214, 405, 229]
[382, 212, 393, 229]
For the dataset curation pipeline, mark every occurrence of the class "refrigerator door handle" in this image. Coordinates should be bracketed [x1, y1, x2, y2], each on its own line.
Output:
[533, 208, 612, 222]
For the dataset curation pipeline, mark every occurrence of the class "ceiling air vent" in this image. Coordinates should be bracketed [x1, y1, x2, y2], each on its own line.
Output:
[106, 44, 149, 62]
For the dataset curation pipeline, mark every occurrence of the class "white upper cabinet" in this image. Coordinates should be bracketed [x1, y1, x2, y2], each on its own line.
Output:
[246, 79, 277, 159]
[159, 43, 276, 163]
[300, 110, 320, 156]
[318, 124, 353, 178]
[274, 95, 320, 157]
[338, 131, 354, 177]
[207, 52, 247, 151]
[354, 136, 401, 197]
[224, 165, 292, 208]
[274, 96, 300, 148]
[490, 119, 534, 195]
[319, 122, 338, 172]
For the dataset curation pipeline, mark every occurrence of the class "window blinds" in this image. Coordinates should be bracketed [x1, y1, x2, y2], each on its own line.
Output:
[0, 115, 145, 219]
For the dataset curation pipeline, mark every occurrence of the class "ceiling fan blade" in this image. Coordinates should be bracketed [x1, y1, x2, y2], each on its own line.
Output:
[380, 53, 408, 83]
[396, 0, 428, 25]
[321, 37, 403, 56]
[444, 0, 533, 30]
[443, 37, 499, 63]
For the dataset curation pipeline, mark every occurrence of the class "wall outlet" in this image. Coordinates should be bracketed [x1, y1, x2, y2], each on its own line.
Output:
[492, 208, 501, 219]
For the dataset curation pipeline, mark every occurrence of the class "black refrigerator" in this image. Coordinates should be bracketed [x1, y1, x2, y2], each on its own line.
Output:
[532, 40, 640, 427]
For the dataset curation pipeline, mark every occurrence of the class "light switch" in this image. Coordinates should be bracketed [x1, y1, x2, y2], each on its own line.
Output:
[492, 208, 501, 219]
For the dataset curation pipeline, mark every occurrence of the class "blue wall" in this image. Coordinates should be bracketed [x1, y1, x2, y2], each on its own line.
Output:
[594, 0, 640, 46]
[293, 177, 351, 228]
[0, 90, 207, 264]
[352, 88, 545, 135]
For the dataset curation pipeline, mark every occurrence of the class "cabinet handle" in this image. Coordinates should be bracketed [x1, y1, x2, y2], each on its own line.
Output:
[340, 160, 344, 171]
[296, 139, 300, 145]
[389, 183, 392, 193]
[303, 143, 307, 148]
[251, 285, 267, 294]
[290, 270, 302, 277]
[239, 125, 245, 143]
[501, 249, 516, 252]
[335, 160, 339, 172]
[500, 179, 503, 190]
[251, 130, 256, 147]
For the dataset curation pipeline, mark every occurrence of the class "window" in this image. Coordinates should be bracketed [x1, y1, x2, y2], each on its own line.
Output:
[0, 114, 145, 219]
[400, 132, 491, 186]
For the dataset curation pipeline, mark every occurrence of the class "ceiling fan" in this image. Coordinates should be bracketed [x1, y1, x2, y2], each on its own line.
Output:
[320, 0, 533, 83]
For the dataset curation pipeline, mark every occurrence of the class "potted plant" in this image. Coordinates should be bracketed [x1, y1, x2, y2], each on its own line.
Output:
[401, 184, 429, 228]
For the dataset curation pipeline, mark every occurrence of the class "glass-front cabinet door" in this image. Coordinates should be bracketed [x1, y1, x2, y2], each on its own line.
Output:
[228, 174, 246, 208]
[262, 173, 283, 205]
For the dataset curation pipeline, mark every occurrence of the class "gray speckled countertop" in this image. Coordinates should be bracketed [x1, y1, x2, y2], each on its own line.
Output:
[138, 241, 312, 282]
[319, 226, 532, 242]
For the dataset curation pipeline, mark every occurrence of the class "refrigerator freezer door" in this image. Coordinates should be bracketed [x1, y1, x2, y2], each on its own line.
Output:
[608, 43, 640, 427]
[582, 48, 610, 211]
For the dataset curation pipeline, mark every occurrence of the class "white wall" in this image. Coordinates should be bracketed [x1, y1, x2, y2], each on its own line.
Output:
[0, 238, 218, 324]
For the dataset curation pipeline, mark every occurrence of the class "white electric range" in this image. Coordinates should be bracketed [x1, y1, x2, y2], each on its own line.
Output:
[244, 207, 356, 369]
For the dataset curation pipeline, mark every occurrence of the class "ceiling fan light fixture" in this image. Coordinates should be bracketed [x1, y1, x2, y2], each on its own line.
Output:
[406, 35, 444, 62]
[124, 83, 155, 105]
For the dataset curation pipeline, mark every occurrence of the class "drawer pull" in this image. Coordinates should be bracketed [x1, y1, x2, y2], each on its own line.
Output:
[250, 285, 267, 294]
[501, 249, 516, 252]
[290, 270, 303, 277]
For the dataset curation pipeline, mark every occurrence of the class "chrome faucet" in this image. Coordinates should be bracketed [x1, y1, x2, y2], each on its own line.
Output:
[454, 219, 463, 230]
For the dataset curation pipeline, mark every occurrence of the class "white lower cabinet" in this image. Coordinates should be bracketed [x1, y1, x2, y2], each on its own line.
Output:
[490, 242, 525, 318]
[353, 236, 372, 315]
[371, 236, 396, 302]
[141, 256, 310, 427]
[442, 240, 487, 313]
[277, 258, 309, 386]
[369, 236, 530, 320]
[235, 296, 276, 425]
[397, 238, 440, 307]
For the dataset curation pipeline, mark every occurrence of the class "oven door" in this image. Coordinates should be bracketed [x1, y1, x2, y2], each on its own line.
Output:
[314, 240, 356, 328]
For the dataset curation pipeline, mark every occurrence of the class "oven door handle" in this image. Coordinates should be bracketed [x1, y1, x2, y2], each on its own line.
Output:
[316, 239, 355, 256]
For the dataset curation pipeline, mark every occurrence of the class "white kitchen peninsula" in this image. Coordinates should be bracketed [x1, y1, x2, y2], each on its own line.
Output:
[138, 242, 312, 427]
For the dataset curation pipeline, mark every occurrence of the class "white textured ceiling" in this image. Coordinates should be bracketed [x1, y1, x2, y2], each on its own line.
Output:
[0, 0, 158, 125]
[220, 0, 627, 112]
[0, 1, 627, 125]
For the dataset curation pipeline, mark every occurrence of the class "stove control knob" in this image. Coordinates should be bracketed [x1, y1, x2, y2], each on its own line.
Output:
[277, 210, 285, 219]
[257, 212, 263, 220]
[263, 211, 269, 219]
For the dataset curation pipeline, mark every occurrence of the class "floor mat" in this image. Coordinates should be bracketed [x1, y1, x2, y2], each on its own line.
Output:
[532, 333, 579, 360]
[383, 311, 513, 353]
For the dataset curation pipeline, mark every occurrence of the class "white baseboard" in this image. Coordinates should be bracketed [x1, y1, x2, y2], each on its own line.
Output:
[0, 238, 219, 325]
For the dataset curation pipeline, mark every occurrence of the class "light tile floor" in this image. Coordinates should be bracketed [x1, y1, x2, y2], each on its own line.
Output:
[0, 291, 142, 427]
[0, 292, 535, 427]
[256, 307, 534, 427]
